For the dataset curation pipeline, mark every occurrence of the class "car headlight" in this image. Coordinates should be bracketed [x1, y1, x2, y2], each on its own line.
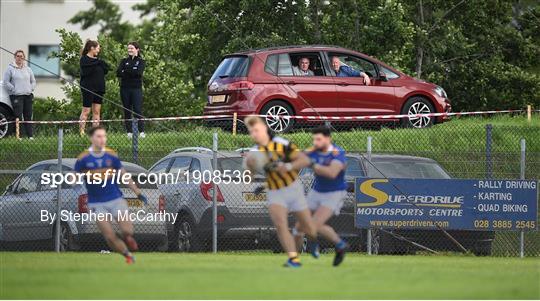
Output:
[434, 86, 447, 98]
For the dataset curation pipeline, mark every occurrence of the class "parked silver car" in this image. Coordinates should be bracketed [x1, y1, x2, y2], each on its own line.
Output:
[0, 81, 14, 138]
[149, 147, 273, 252]
[0, 159, 168, 251]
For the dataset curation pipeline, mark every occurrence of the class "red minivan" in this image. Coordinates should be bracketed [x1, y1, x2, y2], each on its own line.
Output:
[204, 45, 451, 132]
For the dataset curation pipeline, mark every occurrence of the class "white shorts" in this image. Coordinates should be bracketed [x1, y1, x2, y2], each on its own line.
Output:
[267, 180, 308, 212]
[307, 189, 347, 215]
[88, 198, 128, 220]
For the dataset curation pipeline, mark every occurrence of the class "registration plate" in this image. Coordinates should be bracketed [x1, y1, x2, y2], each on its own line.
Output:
[210, 94, 226, 104]
[126, 198, 144, 208]
[243, 192, 266, 202]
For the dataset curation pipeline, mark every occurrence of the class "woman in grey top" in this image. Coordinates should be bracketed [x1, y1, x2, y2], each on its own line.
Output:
[3, 50, 36, 139]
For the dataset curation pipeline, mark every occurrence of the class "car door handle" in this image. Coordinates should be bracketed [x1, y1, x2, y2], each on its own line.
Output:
[286, 80, 296, 85]
[337, 82, 349, 86]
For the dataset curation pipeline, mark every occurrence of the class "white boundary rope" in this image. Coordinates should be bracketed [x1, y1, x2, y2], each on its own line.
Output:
[2, 108, 536, 125]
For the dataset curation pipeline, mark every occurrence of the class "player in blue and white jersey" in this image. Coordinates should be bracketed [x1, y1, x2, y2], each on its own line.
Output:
[74, 125, 148, 264]
[296, 126, 349, 266]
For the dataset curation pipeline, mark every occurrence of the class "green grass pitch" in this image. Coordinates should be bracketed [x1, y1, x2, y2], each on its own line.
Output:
[1, 252, 539, 299]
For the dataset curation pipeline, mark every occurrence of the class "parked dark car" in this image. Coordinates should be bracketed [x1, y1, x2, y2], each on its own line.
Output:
[299, 153, 494, 255]
[204, 45, 452, 132]
[0, 159, 168, 251]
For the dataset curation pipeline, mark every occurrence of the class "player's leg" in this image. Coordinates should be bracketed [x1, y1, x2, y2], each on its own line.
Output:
[294, 208, 319, 258]
[293, 221, 304, 252]
[112, 199, 139, 252]
[117, 219, 138, 252]
[95, 219, 134, 264]
[268, 203, 300, 267]
[312, 206, 340, 244]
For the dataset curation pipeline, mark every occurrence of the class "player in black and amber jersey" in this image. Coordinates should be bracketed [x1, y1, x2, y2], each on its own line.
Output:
[244, 116, 317, 268]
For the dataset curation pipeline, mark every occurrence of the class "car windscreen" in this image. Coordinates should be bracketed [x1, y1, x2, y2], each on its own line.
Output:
[217, 157, 244, 171]
[209, 56, 250, 83]
[366, 160, 450, 179]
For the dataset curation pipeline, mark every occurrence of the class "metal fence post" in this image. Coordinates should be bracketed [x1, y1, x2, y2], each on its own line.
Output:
[485, 124, 493, 179]
[212, 132, 218, 253]
[132, 119, 139, 164]
[54, 128, 63, 252]
[366, 136, 372, 255]
[519, 138, 526, 258]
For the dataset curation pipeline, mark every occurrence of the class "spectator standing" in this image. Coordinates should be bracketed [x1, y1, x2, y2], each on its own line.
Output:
[116, 42, 145, 138]
[79, 39, 109, 135]
[3, 50, 36, 139]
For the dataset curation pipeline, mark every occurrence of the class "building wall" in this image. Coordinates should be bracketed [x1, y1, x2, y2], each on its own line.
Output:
[0, 0, 144, 100]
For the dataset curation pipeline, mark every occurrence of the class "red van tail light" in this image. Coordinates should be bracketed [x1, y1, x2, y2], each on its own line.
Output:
[228, 80, 254, 91]
[78, 194, 88, 213]
[159, 195, 166, 213]
[200, 183, 225, 202]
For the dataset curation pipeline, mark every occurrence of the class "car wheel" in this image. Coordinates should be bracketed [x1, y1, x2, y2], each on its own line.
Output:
[401, 97, 435, 128]
[170, 214, 203, 252]
[54, 223, 77, 251]
[0, 106, 14, 139]
[261, 101, 295, 133]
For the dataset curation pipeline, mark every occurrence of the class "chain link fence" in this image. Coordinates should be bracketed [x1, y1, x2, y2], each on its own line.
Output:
[0, 113, 538, 256]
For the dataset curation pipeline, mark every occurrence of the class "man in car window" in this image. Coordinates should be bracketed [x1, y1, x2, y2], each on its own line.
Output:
[331, 56, 371, 85]
[292, 57, 314, 76]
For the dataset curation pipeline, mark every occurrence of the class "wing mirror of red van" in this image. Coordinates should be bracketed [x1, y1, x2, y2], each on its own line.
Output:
[379, 71, 388, 82]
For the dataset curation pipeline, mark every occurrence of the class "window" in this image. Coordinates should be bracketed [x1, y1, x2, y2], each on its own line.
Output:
[289, 53, 326, 76]
[345, 157, 365, 178]
[264, 53, 293, 76]
[28, 45, 60, 78]
[330, 53, 377, 78]
[15, 165, 45, 194]
[43, 164, 73, 190]
[379, 66, 399, 79]
[209, 56, 250, 83]
[189, 159, 201, 172]
[150, 159, 172, 174]
[366, 161, 451, 179]
[169, 157, 192, 174]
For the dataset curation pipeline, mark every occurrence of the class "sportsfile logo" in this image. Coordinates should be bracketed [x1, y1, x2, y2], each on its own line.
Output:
[357, 179, 464, 208]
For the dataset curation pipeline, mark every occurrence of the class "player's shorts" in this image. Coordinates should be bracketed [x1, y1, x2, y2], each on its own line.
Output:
[88, 198, 128, 220]
[307, 189, 347, 215]
[82, 89, 104, 107]
[267, 180, 308, 212]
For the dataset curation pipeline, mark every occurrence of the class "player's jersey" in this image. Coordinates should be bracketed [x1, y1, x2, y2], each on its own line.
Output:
[74, 147, 123, 203]
[254, 136, 300, 190]
[306, 144, 347, 192]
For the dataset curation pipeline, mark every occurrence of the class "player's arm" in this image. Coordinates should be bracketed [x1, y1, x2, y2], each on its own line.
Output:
[276, 143, 311, 173]
[313, 160, 345, 179]
[121, 168, 148, 204]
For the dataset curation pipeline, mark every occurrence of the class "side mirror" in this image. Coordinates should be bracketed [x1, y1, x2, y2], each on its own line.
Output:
[379, 71, 388, 82]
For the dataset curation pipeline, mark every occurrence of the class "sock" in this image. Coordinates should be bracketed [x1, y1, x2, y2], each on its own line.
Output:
[336, 239, 346, 250]
[288, 252, 298, 259]
[122, 249, 131, 257]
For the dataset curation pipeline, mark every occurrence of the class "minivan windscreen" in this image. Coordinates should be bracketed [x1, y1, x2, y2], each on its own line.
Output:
[209, 56, 250, 83]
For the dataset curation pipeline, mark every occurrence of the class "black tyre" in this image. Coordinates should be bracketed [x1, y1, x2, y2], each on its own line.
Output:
[400, 96, 435, 128]
[54, 223, 79, 251]
[0, 106, 14, 139]
[260, 101, 295, 133]
[169, 214, 204, 252]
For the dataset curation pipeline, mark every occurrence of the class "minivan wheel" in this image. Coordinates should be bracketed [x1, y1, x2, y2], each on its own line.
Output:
[0, 106, 14, 139]
[261, 101, 295, 133]
[401, 97, 435, 128]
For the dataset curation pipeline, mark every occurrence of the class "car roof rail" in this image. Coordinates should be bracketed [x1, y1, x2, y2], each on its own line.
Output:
[171, 147, 213, 154]
[234, 147, 252, 153]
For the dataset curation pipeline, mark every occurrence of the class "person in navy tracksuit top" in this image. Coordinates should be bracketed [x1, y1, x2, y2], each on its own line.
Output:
[116, 42, 145, 138]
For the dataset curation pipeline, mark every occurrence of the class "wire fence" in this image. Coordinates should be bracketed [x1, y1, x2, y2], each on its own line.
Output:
[0, 112, 538, 257]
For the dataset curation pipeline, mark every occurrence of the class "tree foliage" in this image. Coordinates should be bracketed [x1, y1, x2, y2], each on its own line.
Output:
[54, 0, 539, 120]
